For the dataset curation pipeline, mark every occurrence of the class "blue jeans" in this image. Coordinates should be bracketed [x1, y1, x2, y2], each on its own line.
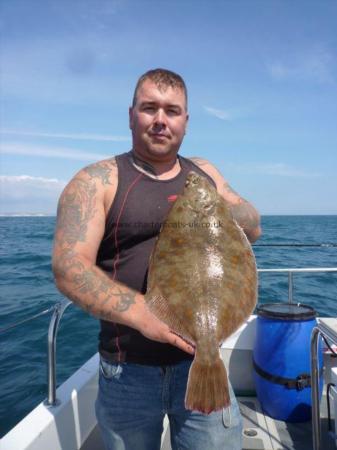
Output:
[95, 357, 243, 450]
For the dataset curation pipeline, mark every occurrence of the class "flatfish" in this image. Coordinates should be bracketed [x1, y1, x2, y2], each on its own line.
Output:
[145, 171, 257, 413]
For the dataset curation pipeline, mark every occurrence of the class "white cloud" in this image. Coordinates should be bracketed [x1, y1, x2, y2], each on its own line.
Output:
[0, 129, 131, 142]
[254, 163, 321, 177]
[267, 46, 335, 84]
[1, 174, 63, 183]
[203, 105, 252, 121]
[204, 106, 232, 121]
[225, 162, 321, 177]
[0, 175, 66, 195]
[1, 142, 111, 161]
[268, 62, 289, 79]
[0, 175, 67, 214]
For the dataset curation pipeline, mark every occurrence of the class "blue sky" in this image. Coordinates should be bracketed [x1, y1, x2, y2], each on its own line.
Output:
[1, 0, 336, 215]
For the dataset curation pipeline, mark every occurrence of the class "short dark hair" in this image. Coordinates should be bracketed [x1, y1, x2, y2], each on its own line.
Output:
[132, 68, 188, 109]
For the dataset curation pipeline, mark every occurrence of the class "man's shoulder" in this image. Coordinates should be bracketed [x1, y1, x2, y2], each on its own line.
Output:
[186, 156, 222, 179]
[187, 156, 210, 168]
[61, 157, 119, 214]
[186, 156, 226, 192]
[62, 157, 118, 198]
[80, 157, 118, 187]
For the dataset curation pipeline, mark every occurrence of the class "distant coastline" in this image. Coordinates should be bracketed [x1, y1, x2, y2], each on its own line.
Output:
[0, 213, 56, 217]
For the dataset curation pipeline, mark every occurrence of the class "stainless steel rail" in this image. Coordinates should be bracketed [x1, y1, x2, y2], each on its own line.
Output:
[259, 268, 337, 450]
[311, 323, 337, 450]
[311, 327, 323, 450]
[258, 267, 337, 303]
[0, 298, 72, 407]
[44, 299, 71, 407]
[42, 267, 337, 410]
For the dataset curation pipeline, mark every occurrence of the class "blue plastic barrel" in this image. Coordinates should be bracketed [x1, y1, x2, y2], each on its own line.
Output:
[253, 303, 323, 422]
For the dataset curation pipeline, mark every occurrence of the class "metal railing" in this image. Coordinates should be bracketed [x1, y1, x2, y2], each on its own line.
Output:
[311, 319, 337, 450]
[0, 298, 72, 407]
[44, 299, 72, 406]
[258, 267, 337, 304]
[311, 326, 325, 450]
[43, 266, 337, 407]
[1, 266, 336, 408]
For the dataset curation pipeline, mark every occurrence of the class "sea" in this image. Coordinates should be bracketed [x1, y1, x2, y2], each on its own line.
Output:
[0, 215, 336, 437]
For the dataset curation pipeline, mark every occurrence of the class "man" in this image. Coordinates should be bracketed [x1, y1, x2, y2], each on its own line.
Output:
[52, 68, 261, 450]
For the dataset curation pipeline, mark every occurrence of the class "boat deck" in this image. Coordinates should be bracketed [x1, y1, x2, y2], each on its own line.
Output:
[82, 394, 335, 450]
[3, 314, 337, 450]
[238, 396, 334, 450]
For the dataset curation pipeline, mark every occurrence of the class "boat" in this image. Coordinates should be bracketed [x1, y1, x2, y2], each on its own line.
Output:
[1, 266, 337, 450]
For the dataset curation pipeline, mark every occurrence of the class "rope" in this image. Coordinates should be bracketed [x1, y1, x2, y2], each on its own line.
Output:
[0, 306, 55, 334]
[253, 243, 337, 247]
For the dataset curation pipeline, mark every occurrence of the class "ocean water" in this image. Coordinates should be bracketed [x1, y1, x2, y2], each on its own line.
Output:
[0, 215, 336, 437]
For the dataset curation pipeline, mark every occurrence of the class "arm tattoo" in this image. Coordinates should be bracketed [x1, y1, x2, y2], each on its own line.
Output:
[53, 248, 84, 278]
[55, 248, 136, 319]
[83, 159, 115, 185]
[111, 288, 136, 313]
[222, 183, 260, 232]
[54, 159, 138, 321]
[56, 179, 97, 245]
[230, 202, 260, 231]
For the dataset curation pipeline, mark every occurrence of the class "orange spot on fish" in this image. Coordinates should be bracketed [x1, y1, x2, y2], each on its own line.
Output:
[231, 255, 240, 265]
[171, 237, 184, 246]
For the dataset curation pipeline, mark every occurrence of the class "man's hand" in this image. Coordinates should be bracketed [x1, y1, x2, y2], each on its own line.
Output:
[133, 295, 195, 355]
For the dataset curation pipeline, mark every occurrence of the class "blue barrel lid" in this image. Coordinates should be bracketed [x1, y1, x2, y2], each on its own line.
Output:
[256, 302, 316, 321]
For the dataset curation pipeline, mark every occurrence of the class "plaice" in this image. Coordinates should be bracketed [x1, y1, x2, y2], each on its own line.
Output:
[145, 171, 257, 414]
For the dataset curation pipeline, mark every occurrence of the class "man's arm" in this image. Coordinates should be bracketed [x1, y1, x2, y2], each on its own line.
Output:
[52, 159, 194, 354]
[189, 157, 262, 243]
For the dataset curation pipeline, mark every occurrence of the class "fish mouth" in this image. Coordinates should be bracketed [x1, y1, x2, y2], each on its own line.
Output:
[185, 171, 201, 186]
[184, 171, 217, 212]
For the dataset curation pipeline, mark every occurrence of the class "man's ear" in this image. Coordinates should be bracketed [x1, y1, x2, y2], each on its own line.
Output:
[129, 106, 134, 130]
[184, 113, 189, 134]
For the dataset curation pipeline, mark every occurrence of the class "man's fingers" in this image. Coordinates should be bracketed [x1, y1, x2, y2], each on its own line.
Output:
[168, 331, 195, 355]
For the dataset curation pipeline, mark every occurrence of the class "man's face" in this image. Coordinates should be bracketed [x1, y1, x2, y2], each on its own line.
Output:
[129, 80, 189, 162]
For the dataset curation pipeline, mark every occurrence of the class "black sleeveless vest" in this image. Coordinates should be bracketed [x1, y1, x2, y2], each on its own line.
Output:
[96, 151, 216, 365]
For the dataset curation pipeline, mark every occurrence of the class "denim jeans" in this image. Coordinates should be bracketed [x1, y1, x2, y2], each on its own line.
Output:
[95, 357, 243, 450]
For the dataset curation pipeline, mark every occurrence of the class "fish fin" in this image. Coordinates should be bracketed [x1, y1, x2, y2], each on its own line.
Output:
[185, 356, 230, 414]
[145, 289, 194, 343]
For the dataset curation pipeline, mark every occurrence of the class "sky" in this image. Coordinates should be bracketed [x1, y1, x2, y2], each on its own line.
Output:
[0, 0, 336, 215]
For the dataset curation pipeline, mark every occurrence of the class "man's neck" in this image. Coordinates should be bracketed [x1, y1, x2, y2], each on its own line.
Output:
[130, 150, 180, 179]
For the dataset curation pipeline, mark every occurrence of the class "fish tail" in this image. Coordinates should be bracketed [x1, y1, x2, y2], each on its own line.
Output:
[185, 357, 230, 414]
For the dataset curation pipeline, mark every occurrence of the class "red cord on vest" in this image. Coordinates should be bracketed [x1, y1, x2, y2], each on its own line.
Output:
[111, 172, 144, 362]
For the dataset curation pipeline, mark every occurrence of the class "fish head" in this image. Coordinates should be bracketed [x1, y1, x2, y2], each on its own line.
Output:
[183, 171, 218, 213]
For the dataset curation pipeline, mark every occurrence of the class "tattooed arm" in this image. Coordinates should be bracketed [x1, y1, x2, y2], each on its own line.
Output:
[189, 157, 262, 243]
[52, 159, 194, 354]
